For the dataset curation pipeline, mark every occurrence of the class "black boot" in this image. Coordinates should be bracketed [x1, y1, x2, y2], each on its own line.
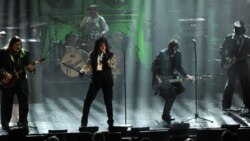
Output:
[2, 123, 9, 131]
[80, 120, 88, 127]
[107, 119, 114, 127]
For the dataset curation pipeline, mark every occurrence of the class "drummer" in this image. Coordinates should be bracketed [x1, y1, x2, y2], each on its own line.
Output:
[63, 32, 79, 53]
[79, 4, 109, 52]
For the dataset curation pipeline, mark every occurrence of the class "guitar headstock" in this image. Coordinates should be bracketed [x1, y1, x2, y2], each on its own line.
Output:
[201, 73, 213, 80]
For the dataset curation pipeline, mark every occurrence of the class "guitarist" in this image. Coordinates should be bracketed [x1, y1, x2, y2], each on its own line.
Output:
[220, 21, 250, 115]
[0, 36, 36, 131]
[151, 39, 194, 125]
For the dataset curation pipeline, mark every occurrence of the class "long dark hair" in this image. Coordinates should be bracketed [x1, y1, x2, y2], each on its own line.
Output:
[8, 36, 22, 50]
[93, 37, 111, 54]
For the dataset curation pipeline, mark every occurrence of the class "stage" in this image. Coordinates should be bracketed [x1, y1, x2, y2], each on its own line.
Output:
[0, 74, 250, 140]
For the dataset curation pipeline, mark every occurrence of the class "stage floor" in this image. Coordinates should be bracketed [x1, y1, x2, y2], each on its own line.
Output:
[0, 78, 249, 135]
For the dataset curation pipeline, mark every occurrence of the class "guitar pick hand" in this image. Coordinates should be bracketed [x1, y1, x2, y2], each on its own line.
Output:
[1, 72, 12, 84]
[186, 74, 195, 81]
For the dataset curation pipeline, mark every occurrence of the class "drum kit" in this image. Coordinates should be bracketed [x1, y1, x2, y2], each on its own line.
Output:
[58, 32, 126, 79]
[59, 32, 90, 78]
[49, 16, 108, 78]
[57, 30, 126, 78]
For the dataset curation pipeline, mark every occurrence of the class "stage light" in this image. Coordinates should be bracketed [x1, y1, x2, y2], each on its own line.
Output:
[221, 124, 240, 131]
[7, 126, 29, 141]
[8, 126, 29, 135]
[26, 134, 47, 141]
[131, 127, 150, 132]
[169, 122, 190, 130]
[78, 126, 99, 133]
[48, 129, 68, 133]
[108, 126, 129, 133]
[130, 126, 150, 136]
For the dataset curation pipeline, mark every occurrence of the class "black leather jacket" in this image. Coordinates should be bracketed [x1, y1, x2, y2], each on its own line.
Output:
[152, 48, 187, 78]
[0, 48, 30, 89]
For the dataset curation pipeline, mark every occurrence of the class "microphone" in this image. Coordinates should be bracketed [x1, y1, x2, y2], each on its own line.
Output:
[192, 39, 196, 43]
[192, 39, 197, 47]
[98, 53, 103, 64]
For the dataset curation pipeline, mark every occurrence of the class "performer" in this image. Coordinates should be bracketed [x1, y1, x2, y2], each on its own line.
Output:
[151, 39, 194, 124]
[79, 37, 116, 127]
[79, 4, 109, 52]
[220, 21, 250, 115]
[0, 36, 36, 130]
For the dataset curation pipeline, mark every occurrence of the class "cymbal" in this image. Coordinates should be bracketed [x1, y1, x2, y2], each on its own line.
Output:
[3, 23, 46, 30]
[4, 26, 28, 30]
[50, 17, 68, 24]
[29, 22, 47, 28]
[179, 18, 206, 22]
[207, 59, 221, 62]
[21, 38, 40, 42]
[0, 31, 6, 35]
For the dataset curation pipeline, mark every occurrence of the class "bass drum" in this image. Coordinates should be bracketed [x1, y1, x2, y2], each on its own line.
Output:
[60, 51, 87, 77]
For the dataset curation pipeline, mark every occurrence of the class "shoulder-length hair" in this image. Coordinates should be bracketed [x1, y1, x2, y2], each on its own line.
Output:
[167, 39, 179, 50]
[8, 36, 22, 50]
[93, 37, 111, 54]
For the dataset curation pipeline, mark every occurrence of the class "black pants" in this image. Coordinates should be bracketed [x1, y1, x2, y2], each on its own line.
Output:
[81, 72, 113, 125]
[222, 61, 250, 109]
[1, 83, 29, 126]
[160, 82, 185, 119]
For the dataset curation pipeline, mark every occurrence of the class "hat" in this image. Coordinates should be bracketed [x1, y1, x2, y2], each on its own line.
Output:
[234, 20, 246, 35]
[87, 4, 98, 11]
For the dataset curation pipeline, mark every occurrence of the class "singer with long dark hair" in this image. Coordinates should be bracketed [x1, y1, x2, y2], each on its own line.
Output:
[79, 37, 116, 128]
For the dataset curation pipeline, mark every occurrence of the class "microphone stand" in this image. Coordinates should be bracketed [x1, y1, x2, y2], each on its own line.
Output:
[122, 45, 132, 129]
[123, 48, 128, 125]
[184, 39, 213, 123]
[108, 40, 131, 132]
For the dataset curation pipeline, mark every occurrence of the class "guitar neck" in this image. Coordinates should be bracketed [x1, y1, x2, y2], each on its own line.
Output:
[168, 76, 203, 83]
[19, 58, 45, 73]
[236, 56, 248, 61]
[168, 78, 185, 83]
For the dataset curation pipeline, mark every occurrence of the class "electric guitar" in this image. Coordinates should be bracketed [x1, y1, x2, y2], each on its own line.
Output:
[221, 55, 249, 70]
[153, 74, 213, 91]
[0, 58, 45, 88]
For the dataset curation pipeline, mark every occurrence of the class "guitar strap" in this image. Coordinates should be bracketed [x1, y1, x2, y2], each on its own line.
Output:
[238, 36, 245, 53]
[14, 54, 22, 72]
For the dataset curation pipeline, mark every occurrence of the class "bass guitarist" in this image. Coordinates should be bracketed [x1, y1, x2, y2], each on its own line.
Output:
[151, 39, 194, 125]
[0, 36, 36, 131]
[220, 21, 250, 115]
